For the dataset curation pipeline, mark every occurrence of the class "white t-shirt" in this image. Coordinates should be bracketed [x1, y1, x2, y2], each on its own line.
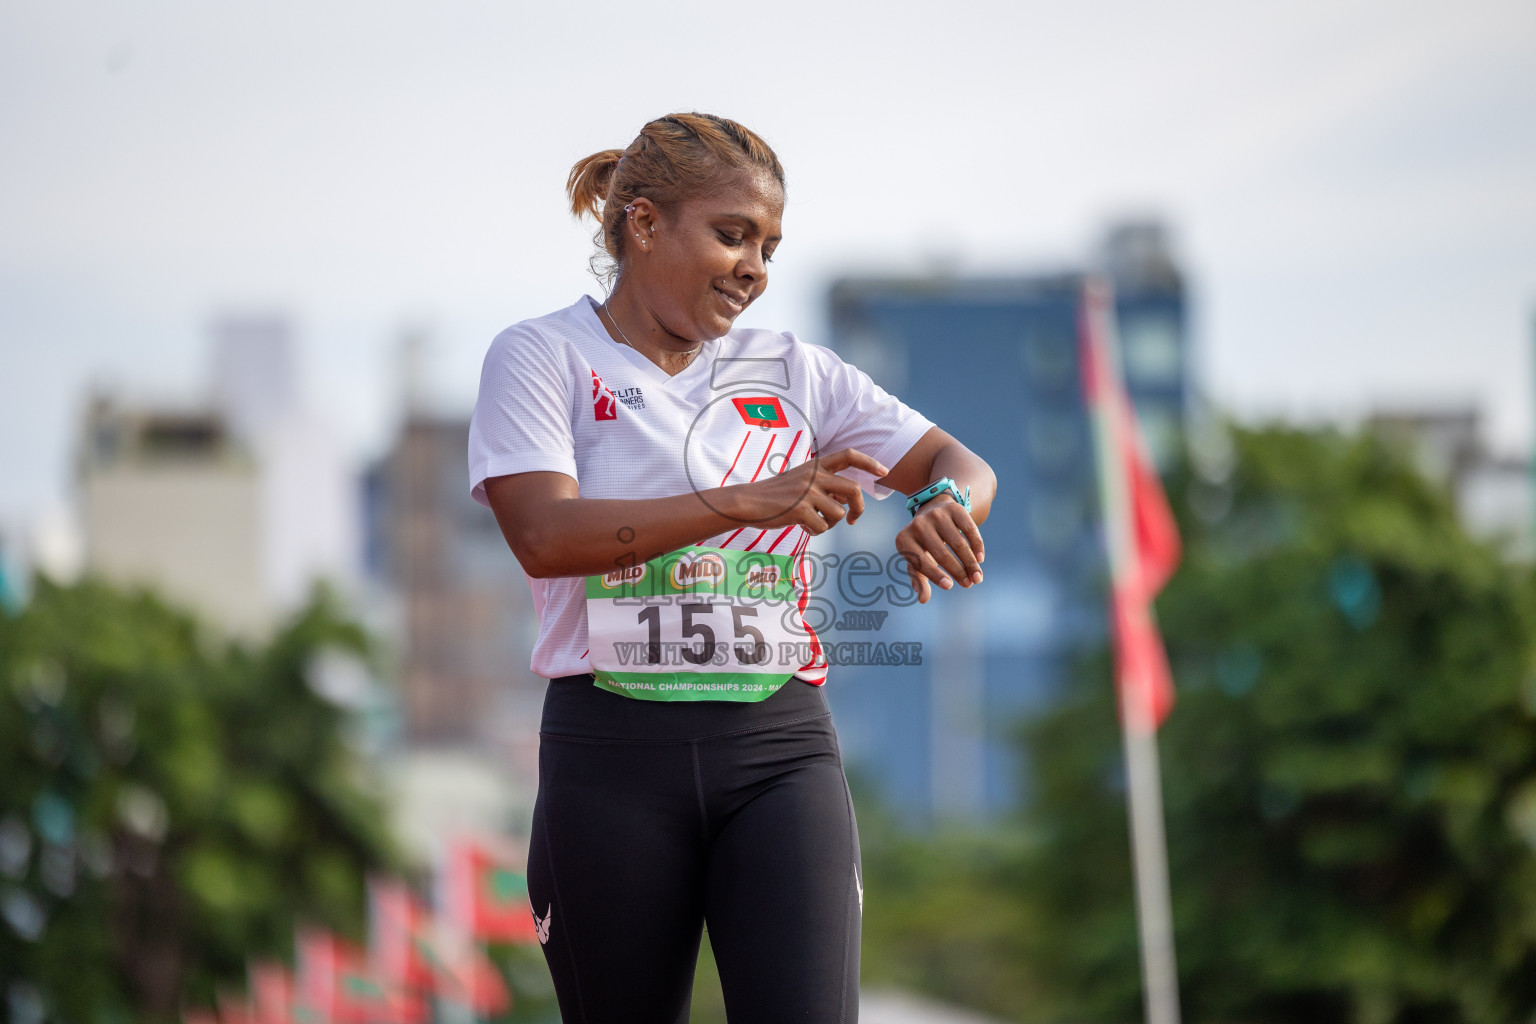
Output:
[467, 294, 935, 682]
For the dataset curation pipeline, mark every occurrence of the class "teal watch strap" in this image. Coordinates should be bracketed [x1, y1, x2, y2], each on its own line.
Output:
[906, 478, 971, 517]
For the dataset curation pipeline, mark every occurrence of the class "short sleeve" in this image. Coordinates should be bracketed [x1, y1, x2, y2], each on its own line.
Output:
[805, 341, 936, 499]
[468, 327, 578, 508]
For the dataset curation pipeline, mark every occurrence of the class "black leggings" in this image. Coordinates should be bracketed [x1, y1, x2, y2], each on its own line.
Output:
[528, 674, 863, 1024]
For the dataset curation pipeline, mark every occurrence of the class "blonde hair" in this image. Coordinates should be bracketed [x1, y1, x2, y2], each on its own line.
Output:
[566, 112, 785, 285]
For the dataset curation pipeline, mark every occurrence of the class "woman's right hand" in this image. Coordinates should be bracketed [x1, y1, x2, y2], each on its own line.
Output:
[722, 448, 889, 534]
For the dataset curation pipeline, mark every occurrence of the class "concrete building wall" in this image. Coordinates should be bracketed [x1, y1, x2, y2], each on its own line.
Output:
[80, 459, 269, 634]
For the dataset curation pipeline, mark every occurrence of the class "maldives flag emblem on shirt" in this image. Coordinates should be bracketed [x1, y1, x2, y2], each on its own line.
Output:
[732, 396, 788, 428]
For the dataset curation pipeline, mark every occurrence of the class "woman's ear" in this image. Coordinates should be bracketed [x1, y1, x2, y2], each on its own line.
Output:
[627, 196, 659, 254]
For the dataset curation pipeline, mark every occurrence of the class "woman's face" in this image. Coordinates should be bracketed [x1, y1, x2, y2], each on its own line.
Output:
[632, 170, 784, 342]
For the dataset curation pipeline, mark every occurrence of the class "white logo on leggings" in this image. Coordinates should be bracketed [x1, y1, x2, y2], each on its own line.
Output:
[854, 867, 863, 913]
[534, 904, 552, 944]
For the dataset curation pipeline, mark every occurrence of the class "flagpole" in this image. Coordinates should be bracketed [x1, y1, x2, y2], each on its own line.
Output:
[432, 837, 476, 1024]
[1081, 276, 1183, 1024]
[1120, 702, 1181, 1024]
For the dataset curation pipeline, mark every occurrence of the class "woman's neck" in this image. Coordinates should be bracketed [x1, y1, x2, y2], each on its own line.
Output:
[599, 286, 705, 377]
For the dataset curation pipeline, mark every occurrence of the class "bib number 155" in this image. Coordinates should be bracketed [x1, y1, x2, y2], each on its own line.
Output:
[634, 602, 772, 666]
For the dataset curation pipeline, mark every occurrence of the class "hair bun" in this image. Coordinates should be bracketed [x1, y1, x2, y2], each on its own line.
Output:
[565, 149, 624, 222]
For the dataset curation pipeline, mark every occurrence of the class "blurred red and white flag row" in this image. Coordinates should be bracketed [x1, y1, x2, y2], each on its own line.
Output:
[184, 835, 538, 1024]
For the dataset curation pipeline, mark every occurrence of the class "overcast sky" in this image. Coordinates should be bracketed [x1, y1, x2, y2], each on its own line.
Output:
[3, 0, 1534, 530]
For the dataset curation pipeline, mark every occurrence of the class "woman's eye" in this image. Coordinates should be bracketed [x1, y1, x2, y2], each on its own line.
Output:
[718, 232, 743, 245]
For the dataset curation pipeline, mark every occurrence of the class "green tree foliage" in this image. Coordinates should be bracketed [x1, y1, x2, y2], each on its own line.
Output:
[0, 579, 398, 1024]
[861, 425, 1536, 1023]
[859, 814, 1046, 1017]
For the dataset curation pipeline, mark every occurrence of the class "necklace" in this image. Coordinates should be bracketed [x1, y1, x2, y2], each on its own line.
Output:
[601, 300, 702, 371]
[600, 300, 638, 351]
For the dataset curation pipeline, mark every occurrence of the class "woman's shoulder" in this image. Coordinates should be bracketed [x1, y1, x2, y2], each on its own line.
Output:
[485, 297, 599, 362]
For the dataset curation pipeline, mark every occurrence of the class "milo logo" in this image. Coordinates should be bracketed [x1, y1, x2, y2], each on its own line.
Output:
[601, 564, 647, 589]
[671, 552, 727, 589]
[744, 565, 782, 591]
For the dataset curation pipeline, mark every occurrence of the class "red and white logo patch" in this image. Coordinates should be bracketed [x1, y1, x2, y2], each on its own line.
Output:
[591, 369, 618, 421]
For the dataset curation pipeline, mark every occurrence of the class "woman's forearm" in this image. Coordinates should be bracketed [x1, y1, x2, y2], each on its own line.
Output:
[490, 449, 893, 580]
[928, 442, 997, 525]
[506, 487, 748, 579]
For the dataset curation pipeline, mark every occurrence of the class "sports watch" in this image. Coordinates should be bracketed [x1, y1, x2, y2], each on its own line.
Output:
[905, 477, 971, 518]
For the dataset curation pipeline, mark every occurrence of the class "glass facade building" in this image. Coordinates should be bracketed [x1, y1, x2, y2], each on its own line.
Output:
[820, 225, 1190, 824]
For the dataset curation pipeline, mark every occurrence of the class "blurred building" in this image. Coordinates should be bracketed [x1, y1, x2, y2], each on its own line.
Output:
[211, 314, 360, 611]
[75, 314, 360, 635]
[362, 412, 541, 835]
[823, 222, 1192, 824]
[78, 397, 269, 634]
[1367, 408, 1533, 558]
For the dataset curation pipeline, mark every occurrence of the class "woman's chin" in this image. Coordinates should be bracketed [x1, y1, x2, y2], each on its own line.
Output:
[692, 311, 738, 342]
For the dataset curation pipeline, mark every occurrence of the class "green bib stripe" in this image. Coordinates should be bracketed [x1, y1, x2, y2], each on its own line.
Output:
[592, 672, 796, 702]
[585, 546, 796, 602]
[585, 545, 807, 703]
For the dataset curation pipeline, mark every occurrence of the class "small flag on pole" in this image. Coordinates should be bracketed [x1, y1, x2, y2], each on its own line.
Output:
[443, 837, 538, 944]
[296, 927, 422, 1024]
[433, 935, 512, 1017]
[369, 876, 440, 992]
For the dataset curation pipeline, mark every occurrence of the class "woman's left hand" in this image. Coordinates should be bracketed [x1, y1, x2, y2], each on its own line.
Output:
[895, 495, 985, 605]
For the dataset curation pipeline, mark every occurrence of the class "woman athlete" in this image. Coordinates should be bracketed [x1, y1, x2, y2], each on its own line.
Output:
[468, 112, 995, 1023]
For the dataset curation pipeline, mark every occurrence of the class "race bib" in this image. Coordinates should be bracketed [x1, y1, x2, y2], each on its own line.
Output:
[585, 546, 811, 702]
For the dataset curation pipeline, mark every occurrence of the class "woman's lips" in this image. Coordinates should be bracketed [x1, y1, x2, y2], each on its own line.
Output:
[713, 285, 747, 313]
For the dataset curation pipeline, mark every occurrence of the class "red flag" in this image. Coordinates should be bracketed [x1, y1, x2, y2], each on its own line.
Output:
[368, 876, 438, 992]
[249, 962, 296, 1024]
[296, 927, 423, 1024]
[443, 836, 537, 944]
[370, 874, 508, 1016]
[431, 931, 512, 1017]
[1080, 278, 1183, 732]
